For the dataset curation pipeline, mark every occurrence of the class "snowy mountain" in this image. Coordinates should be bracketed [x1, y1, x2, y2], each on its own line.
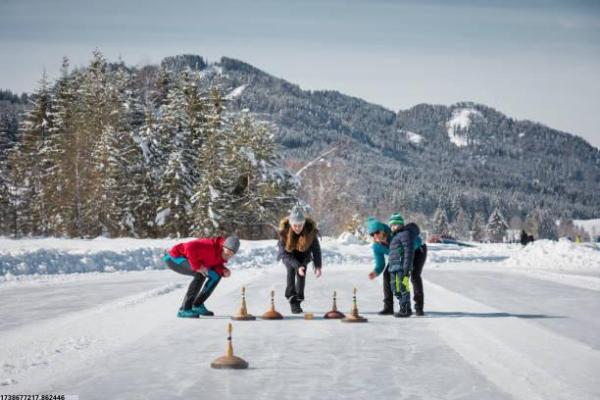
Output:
[2, 54, 599, 236]
[183, 56, 600, 226]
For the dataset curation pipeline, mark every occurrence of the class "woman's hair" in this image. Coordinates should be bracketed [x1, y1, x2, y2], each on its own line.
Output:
[373, 230, 388, 241]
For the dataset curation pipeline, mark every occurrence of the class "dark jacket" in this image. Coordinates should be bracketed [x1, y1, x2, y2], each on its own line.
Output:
[388, 223, 422, 275]
[277, 217, 322, 270]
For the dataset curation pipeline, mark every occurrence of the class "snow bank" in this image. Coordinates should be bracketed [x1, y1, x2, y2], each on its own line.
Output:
[0, 237, 372, 280]
[500, 239, 600, 273]
[336, 232, 366, 245]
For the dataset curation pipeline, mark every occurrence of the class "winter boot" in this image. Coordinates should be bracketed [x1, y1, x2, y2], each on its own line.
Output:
[378, 305, 394, 315]
[177, 309, 199, 318]
[192, 304, 214, 316]
[415, 307, 425, 317]
[290, 301, 303, 314]
[394, 303, 412, 318]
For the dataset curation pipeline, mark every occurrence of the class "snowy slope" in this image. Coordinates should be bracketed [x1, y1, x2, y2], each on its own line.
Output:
[1, 238, 599, 399]
[446, 108, 482, 147]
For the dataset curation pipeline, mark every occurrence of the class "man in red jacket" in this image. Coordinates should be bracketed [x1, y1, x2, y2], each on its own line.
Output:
[163, 236, 240, 318]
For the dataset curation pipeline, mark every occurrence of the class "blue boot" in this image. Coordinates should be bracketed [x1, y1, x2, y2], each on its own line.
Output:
[177, 309, 199, 318]
[192, 304, 214, 316]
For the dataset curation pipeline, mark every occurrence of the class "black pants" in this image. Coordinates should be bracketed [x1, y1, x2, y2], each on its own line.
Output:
[383, 268, 393, 310]
[165, 257, 221, 310]
[285, 264, 306, 304]
[411, 244, 427, 311]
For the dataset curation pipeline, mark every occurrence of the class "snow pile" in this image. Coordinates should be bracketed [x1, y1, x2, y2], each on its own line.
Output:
[446, 108, 482, 147]
[337, 232, 366, 245]
[500, 239, 600, 273]
[0, 237, 372, 280]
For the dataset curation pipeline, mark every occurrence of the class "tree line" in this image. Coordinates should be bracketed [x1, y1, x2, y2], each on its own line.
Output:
[0, 51, 298, 239]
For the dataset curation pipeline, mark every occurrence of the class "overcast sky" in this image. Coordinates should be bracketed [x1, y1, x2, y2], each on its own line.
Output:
[1, 0, 599, 147]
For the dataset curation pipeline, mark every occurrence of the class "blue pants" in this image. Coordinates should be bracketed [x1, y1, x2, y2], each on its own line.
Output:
[163, 255, 221, 310]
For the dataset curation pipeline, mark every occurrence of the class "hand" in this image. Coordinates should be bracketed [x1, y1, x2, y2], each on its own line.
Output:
[198, 267, 208, 276]
[298, 266, 306, 277]
[314, 268, 322, 278]
[222, 268, 231, 278]
[368, 271, 377, 280]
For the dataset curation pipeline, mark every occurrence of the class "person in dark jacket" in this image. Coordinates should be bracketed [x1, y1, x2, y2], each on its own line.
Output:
[366, 217, 395, 315]
[277, 205, 322, 314]
[163, 235, 240, 318]
[387, 213, 427, 317]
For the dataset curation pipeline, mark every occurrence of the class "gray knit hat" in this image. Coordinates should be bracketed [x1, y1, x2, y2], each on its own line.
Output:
[223, 235, 240, 253]
[289, 204, 306, 225]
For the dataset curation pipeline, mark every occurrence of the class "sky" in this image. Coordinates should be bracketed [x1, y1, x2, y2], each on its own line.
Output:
[1, 0, 599, 147]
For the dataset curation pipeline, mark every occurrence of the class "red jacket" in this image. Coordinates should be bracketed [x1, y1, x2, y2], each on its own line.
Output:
[169, 237, 230, 277]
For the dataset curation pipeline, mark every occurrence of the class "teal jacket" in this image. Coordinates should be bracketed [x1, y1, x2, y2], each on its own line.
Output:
[370, 222, 392, 276]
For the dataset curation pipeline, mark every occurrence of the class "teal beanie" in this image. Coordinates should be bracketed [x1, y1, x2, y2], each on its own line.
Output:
[367, 217, 389, 235]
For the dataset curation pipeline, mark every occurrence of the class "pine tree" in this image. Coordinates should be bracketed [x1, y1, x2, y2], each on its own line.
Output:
[536, 209, 558, 240]
[0, 115, 15, 234]
[10, 72, 53, 236]
[50, 58, 88, 237]
[487, 207, 508, 242]
[155, 70, 206, 237]
[432, 207, 450, 236]
[452, 207, 470, 240]
[191, 87, 232, 236]
[42, 58, 74, 236]
[471, 212, 486, 242]
[225, 110, 297, 238]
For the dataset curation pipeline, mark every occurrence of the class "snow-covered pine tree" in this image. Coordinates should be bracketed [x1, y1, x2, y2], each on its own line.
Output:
[50, 58, 93, 237]
[471, 212, 486, 242]
[155, 70, 206, 237]
[487, 207, 508, 242]
[0, 115, 15, 234]
[226, 110, 297, 238]
[109, 65, 156, 237]
[40, 58, 79, 236]
[9, 72, 53, 236]
[132, 67, 171, 237]
[87, 59, 127, 237]
[452, 207, 470, 240]
[432, 207, 450, 236]
[191, 87, 232, 236]
[535, 208, 558, 240]
[136, 65, 171, 181]
[437, 192, 453, 222]
[72, 49, 116, 237]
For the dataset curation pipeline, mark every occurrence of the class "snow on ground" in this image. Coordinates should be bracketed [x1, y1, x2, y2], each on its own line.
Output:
[1, 238, 599, 399]
[446, 108, 482, 147]
[225, 84, 247, 99]
[398, 129, 424, 144]
[0, 237, 370, 281]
